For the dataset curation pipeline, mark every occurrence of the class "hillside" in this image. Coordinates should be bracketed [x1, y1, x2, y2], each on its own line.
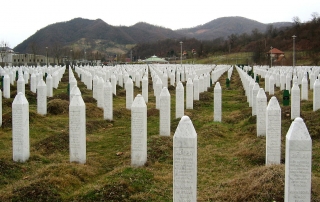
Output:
[13, 18, 183, 56]
[13, 17, 292, 57]
[175, 16, 292, 40]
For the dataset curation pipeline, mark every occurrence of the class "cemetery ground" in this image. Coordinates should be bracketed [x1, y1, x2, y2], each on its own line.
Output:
[0, 67, 320, 201]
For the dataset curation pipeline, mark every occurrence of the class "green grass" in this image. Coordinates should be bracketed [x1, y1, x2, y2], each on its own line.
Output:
[0, 66, 319, 201]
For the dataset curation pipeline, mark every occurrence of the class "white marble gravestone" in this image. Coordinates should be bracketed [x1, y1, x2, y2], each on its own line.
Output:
[155, 78, 163, 110]
[30, 73, 37, 93]
[131, 94, 147, 167]
[285, 117, 312, 202]
[248, 80, 254, 106]
[92, 75, 98, 100]
[286, 73, 291, 93]
[24, 71, 29, 84]
[135, 71, 141, 88]
[142, 75, 148, 103]
[252, 83, 260, 116]
[269, 75, 275, 95]
[46, 74, 53, 97]
[70, 86, 81, 104]
[186, 78, 193, 109]
[176, 81, 184, 119]
[301, 75, 308, 100]
[103, 81, 113, 120]
[12, 92, 29, 162]
[256, 88, 267, 136]
[0, 90, 1, 127]
[265, 73, 270, 93]
[37, 79, 47, 115]
[3, 74, 10, 98]
[17, 75, 25, 95]
[69, 92, 86, 164]
[214, 82, 222, 122]
[291, 83, 300, 119]
[160, 87, 171, 136]
[280, 73, 285, 90]
[193, 76, 199, 101]
[199, 75, 204, 93]
[266, 96, 281, 165]
[111, 74, 117, 95]
[173, 116, 197, 202]
[176, 71, 181, 84]
[97, 77, 104, 108]
[126, 78, 134, 110]
[313, 78, 320, 111]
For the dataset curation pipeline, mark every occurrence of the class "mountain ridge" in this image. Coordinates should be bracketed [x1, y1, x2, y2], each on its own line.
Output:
[13, 16, 292, 55]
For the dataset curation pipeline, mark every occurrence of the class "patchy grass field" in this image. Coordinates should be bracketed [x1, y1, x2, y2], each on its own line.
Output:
[0, 66, 319, 201]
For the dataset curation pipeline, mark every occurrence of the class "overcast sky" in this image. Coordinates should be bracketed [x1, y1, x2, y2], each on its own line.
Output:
[1, 0, 319, 48]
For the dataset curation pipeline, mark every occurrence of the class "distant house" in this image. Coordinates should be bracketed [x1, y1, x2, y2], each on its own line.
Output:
[267, 48, 285, 64]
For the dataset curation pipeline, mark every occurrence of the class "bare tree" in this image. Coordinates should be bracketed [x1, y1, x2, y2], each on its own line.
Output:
[311, 12, 319, 23]
[28, 41, 39, 66]
[0, 40, 8, 67]
[51, 43, 63, 64]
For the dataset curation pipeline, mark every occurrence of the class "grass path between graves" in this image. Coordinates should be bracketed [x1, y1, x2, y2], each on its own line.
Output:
[0, 66, 319, 201]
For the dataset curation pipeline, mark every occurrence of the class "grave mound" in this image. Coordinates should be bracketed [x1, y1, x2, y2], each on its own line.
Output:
[33, 131, 69, 155]
[211, 165, 284, 201]
[12, 180, 62, 201]
[147, 135, 173, 163]
[47, 99, 69, 115]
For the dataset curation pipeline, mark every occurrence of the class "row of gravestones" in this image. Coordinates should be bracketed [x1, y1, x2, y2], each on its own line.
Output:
[1, 66, 65, 127]
[9, 63, 254, 201]
[237, 66, 312, 201]
[1, 64, 210, 200]
[0, 66, 64, 99]
[9, 66, 66, 162]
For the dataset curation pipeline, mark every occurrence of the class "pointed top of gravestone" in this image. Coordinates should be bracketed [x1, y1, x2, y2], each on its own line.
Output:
[257, 88, 267, 99]
[37, 79, 46, 87]
[12, 92, 28, 105]
[187, 78, 193, 84]
[71, 86, 81, 95]
[269, 75, 274, 80]
[253, 82, 260, 90]
[174, 116, 196, 138]
[106, 80, 112, 88]
[70, 92, 85, 106]
[214, 82, 221, 89]
[156, 77, 162, 84]
[302, 75, 308, 82]
[267, 96, 281, 110]
[126, 78, 133, 84]
[286, 117, 311, 140]
[314, 79, 320, 87]
[177, 81, 183, 89]
[143, 75, 148, 80]
[160, 87, 170, 97]
[132, 94, 146, 108]
[292, 82, 300, 90]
